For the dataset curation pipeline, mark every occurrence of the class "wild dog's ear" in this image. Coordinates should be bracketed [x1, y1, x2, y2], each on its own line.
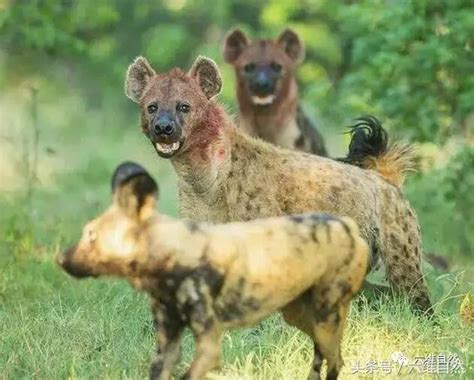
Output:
[189, 56, 222, 99]
[223, 29, 249, 63]
[112, 162, 158, 221]
[277, 29, 305, 63]
[125, 57, 156, 103]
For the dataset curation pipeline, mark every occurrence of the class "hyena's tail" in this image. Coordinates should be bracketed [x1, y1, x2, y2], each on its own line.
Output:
[338, 116, 416, 187]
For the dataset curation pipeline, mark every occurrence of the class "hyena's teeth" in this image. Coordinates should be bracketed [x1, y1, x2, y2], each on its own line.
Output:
[155, 142, 180, 154]
[252, 95, 276, 105]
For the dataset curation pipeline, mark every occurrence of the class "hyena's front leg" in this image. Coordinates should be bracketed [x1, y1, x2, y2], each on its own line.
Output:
[150, 304, 184, 380]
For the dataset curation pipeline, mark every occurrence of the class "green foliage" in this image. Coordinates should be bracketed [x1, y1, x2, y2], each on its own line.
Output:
[406, 145, 474, 258]
[441, 146, 474, 254]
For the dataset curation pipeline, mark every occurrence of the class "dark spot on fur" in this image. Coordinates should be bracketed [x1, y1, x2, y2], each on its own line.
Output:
[129, 260, 138, 272]
[186, 221, 200, 233]
[290, 215, 306, 223]
[214, 277, 261, 322]
[295, 134, 305, 149]
[338, 281, 351, 296]
[339, 220, 355, 251]
[403, 245, 410, 258]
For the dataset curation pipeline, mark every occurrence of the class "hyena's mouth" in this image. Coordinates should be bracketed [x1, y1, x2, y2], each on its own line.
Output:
[153, 141, 182, 158]
[251, 95, 276, 106]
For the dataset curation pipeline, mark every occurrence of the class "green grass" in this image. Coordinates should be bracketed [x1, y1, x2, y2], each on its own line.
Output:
[0, 92, 473, 379]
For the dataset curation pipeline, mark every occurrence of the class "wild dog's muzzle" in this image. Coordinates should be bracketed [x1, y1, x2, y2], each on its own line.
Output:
[57, 245, 95, 279]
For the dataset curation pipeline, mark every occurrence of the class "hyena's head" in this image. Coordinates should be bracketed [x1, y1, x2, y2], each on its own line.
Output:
[58, 162, 158, 278]
[125, 56, 222, 159]
[223, 28, 304, 107]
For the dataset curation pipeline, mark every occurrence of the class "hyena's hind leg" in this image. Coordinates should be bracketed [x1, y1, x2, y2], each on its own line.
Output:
[381, 223, 433, 316]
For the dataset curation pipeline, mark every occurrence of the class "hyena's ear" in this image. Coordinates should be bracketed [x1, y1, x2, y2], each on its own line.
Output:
[277, 29, 305, 63]
[125, 57, 156, 103]
[223, 28, 249, 63]
[189, 56, 222, 99]
[112, 162, 158, 221]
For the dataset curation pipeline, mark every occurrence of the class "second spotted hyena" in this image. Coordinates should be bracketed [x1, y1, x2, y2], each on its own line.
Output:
[124, 55, 433, 315]
[223, 28, 327, 155]
[59, 162, 369, 380]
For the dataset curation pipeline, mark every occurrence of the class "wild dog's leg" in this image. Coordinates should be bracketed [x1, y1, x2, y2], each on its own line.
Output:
[282, 293, 323, 380]
[150, 303, 184, 380]
[311, 304, 349, 380]
[182, 326, 222, 380]
[180, 277, 222, 380]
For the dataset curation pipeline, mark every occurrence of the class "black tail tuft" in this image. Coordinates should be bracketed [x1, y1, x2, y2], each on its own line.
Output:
[340, 115, 388, 166]
[339, 115, 415, 187]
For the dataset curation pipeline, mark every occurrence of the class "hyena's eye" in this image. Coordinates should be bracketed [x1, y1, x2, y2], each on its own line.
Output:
[147, 104, 157, 114]
[270, 62, 282, 73]
[177, 103, 190, 113]
[244, 63, 256, 73]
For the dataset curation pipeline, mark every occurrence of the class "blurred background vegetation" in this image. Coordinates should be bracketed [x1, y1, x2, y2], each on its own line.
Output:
[0, 1, 473, 377]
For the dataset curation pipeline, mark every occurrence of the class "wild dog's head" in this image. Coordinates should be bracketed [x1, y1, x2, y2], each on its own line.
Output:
[58, 162, 158, 278]
[224, 28, 304, 107]
[125, 56, 222, 159]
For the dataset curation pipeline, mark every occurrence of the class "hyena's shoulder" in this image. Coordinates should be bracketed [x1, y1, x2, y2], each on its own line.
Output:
[295, 106, 327, 156]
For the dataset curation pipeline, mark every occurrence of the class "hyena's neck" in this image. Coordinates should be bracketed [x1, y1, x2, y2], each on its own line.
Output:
[172, 102, 233, 197]
[237, 77, 299, 142]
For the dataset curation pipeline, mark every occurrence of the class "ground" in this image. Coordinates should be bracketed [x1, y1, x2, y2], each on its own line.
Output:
[0, 91, 472, 379]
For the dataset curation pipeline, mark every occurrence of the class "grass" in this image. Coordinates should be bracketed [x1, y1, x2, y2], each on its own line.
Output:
[0, 90, 473, 379]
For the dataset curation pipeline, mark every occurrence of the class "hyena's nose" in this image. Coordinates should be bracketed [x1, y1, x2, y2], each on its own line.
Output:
[154, 114, 175, 136]
[154, 122, 174, 136]
[253, 72, 273, 94]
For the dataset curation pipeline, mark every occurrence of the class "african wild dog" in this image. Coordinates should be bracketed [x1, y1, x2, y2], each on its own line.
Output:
[58, 162, 369, 380]
[224, 28, 327, 155]
[124, 55, 433, 316]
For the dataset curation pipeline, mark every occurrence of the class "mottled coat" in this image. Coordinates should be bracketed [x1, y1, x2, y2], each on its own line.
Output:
[58, 163, 369, 380]
[124, 56, 433, 315]
[224, 28, 327, 155]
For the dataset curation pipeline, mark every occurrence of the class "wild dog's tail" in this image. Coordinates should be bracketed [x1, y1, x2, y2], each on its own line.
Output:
[339, 116, 416, 187]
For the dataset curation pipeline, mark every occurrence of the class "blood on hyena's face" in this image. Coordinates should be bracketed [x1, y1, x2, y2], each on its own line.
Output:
[224, 29, 305, 107]
[125, 57, 222, 159]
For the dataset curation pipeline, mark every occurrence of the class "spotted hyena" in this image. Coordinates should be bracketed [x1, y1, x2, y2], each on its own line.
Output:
[124, 55, 433, 316]
[223, 28, 327, 155]
[58, 162, 369, 380]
